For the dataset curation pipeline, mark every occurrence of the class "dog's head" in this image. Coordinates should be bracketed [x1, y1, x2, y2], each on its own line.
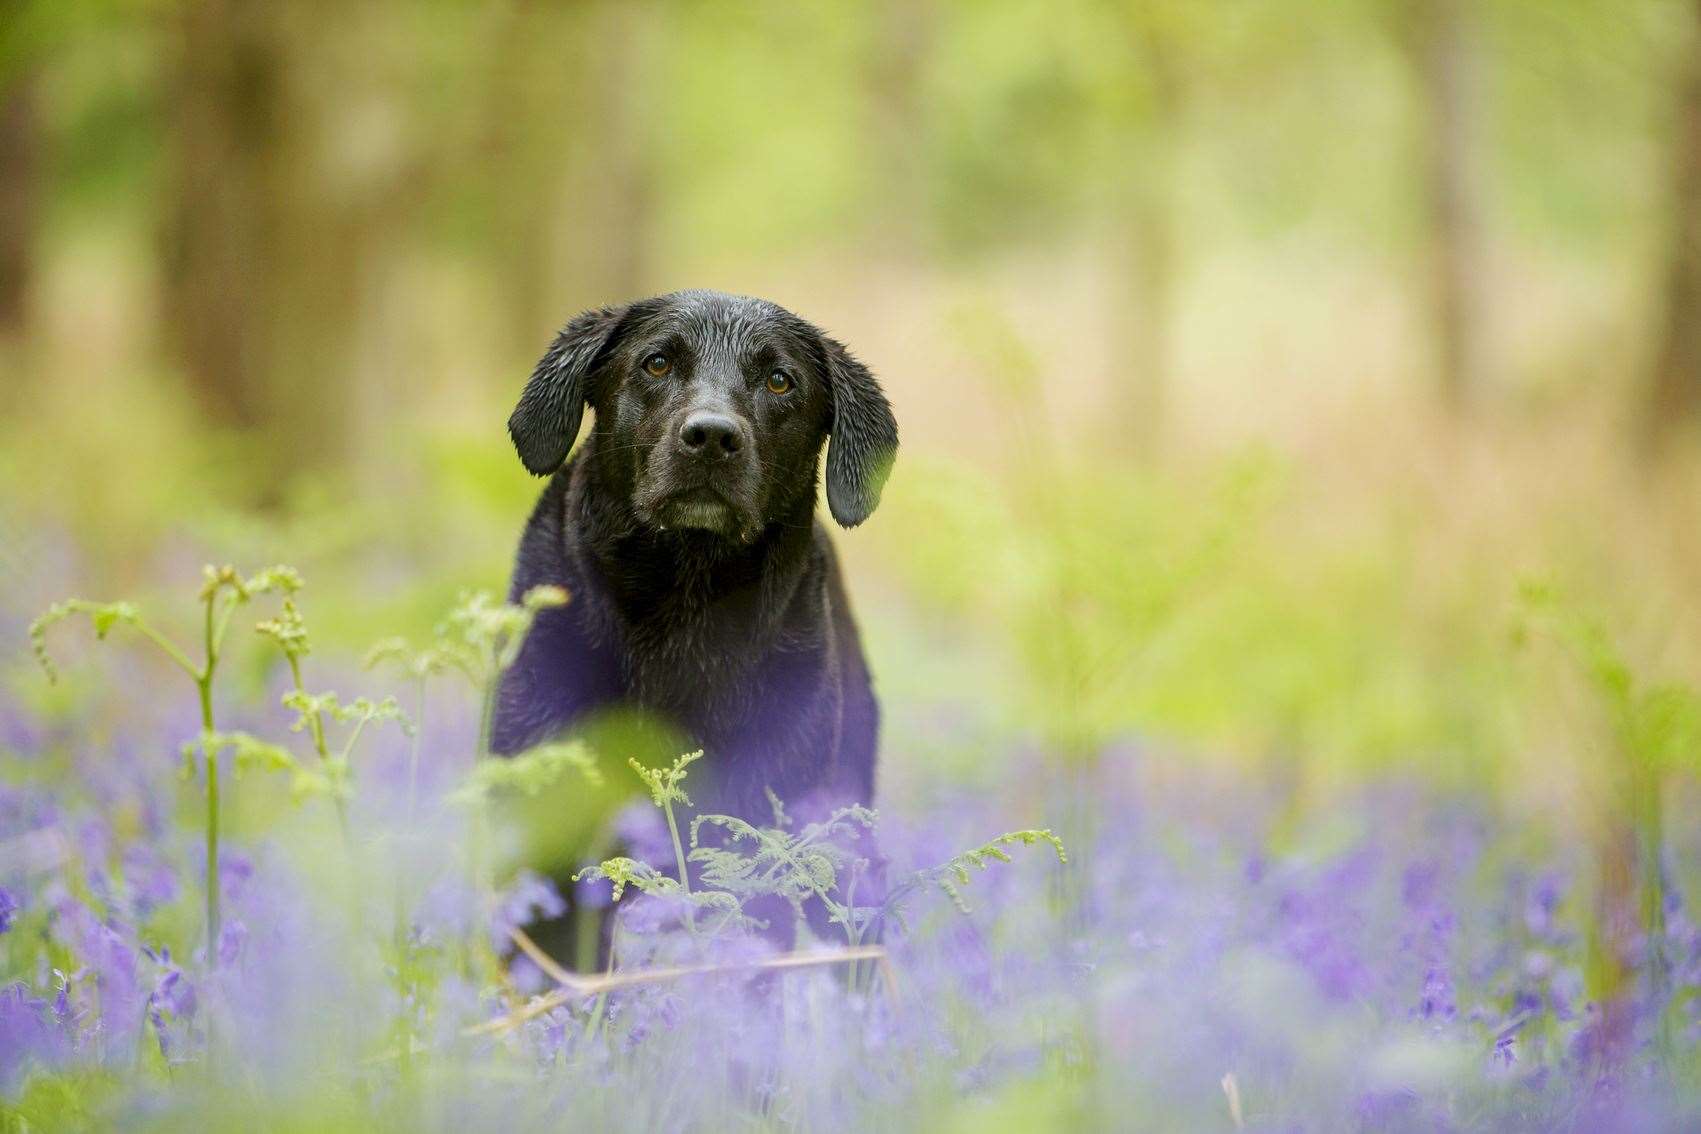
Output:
[508, 291, 898, 539]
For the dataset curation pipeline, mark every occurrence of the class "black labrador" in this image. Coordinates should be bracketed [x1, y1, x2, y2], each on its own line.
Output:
[490, 290, 897, 833]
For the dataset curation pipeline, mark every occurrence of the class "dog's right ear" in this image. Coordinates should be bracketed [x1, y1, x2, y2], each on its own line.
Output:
[508, 305, 628, 476]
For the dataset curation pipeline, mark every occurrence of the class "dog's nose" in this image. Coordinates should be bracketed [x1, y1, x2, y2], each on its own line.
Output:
[678, 413, 744, 459]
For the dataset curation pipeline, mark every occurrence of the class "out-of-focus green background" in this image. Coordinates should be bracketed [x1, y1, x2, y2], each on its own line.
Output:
[3, 0, 1700, 826]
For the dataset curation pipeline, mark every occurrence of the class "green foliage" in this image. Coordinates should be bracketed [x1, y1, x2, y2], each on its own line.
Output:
[183, 730, 294, 778]
[468, 585, 568, 682]
[179, 729, 352, 803]
[1513, 576, 1701, 1038]
[28, 599, 141, 683]
[899, 829, 1069, 915]
[27, 563, 461, 976]
[1515, 578, 1701, 776]
[284, 689, 382, 726]
[0, 1067, 123, 1133]
[579, 751, 1068, 950]
[574, 855, 679, 904]
[878, 445, 1285, 763]
[256, 599, 311, 660]
[364, 584, 570, 768]
[453, 740, 603, 803]
[282, 690, 412, 739]
[364, 584, 567, 689]
[690, 805, 879, 935]
[199, 563, 303, 604]
[569, 857, 740, 922]
[630, 750, 703, 810]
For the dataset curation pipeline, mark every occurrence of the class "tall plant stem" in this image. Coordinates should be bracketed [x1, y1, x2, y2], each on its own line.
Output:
[407, 675, 427, 823]
[200, 592, 221, 970]
[198, 674, 218, 966]
[476, 681, 497, 764]
[662, 798, 697, 933]
[287, 654, 351, 842]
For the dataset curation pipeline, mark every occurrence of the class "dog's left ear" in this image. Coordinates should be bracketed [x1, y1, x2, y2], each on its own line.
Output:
[508, 305, 628, 476]
[819, 335, 899, 528]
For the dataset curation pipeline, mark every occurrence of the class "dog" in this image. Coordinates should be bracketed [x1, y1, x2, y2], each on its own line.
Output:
[490, 290, 897, 837]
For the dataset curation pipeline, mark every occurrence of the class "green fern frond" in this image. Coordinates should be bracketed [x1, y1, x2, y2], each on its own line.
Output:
[453, 740, 602, 803]
[28, 600, 142, 683]
[895, 828, 1068, 915]
[255, 598, 311, 660]
[630, 750, 702, 809]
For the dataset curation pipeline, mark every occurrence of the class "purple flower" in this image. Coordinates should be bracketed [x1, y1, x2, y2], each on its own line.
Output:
[490, 870, 566, 951]
[140, 947, 199, 1064]
[1416, 964, 1456, 1023]
[0, 697, 43, 754]
[0, 887, 18, 934]
[0, 784, 59, 839]
[619, 892, 683, 935]
[1525, 874, 1566, 941]
[50, 900, 143, 1062]
[0, 982, 68, 1091]
[74, 818, 113, 866]
[219, 852, 254, 899]
[1357, 1087, 1421, 1126]
[217, 919, 248, 967]
[414, 876, 477, 946]
[122, 845, 179, 918]
[574, 871, 614, 911]
[508, 954, 547, 996]
[1492, 1028, 1518, 1068]
[612, 802, 674, 867]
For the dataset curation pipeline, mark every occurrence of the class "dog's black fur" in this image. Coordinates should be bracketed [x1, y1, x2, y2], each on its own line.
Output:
[490, 291, 897, 827]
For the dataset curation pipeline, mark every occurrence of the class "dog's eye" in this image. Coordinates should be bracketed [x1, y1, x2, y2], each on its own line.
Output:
[766, 370, 793, 395]
[643, 352, 672, 378]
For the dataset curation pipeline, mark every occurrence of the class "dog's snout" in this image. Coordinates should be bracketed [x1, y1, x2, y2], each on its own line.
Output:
[678, 412, 746, 459]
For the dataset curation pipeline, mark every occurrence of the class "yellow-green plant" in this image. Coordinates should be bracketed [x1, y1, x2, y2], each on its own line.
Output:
[30, 566, 300, 970]
[574, 750, 1068, 991]
[1515, 578, 1701, 1057]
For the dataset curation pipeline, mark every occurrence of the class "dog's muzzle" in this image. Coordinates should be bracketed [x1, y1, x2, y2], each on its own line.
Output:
[644, 410, 761, 540]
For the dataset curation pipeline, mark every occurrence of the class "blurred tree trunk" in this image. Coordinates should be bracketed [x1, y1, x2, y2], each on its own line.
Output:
[1106, 12, 1182, 451]
[1646, 0, 1701, 450]
[485, 0, 654, 353]
[483, 1, 583, 346]
[161, 2, 419, 483]
[159, 0, 283, 432]
[583, 0, 655, 303]
[0, 71, 40, 338]
[268, 10, 420, 477]
[867, 0, 933, 255]
[1404, 0, 1489, 413]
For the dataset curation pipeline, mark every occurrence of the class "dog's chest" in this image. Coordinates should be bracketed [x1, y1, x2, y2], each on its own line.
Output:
[612, 558, 829, 737]
[624, 595, 758, 716]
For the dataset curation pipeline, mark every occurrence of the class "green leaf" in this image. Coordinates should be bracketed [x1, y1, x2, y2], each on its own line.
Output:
[897, 828, 1068, 915]
[28, 599, 144, 683]
[630, 750, 703, 809]
[283, 690, 415, 741]
[187, 731, 299, 778]
[256, 598, 311, 659]
[452, 740, 601, 803]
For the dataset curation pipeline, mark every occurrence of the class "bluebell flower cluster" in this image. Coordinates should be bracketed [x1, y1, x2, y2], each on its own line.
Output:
[2, 586, 1700, 1131]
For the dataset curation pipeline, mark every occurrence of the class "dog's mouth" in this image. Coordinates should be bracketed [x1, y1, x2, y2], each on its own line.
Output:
[647, 485, 761, 542]
[665, 487, 732, 527]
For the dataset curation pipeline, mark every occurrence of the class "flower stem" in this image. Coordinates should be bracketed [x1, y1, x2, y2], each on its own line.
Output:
[662, 799, 697, 933]
[200, 592, 221, 971]
[199, 677, 218, 968]
[407, 675, 427, 824]
[475, 681, 497, 764]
